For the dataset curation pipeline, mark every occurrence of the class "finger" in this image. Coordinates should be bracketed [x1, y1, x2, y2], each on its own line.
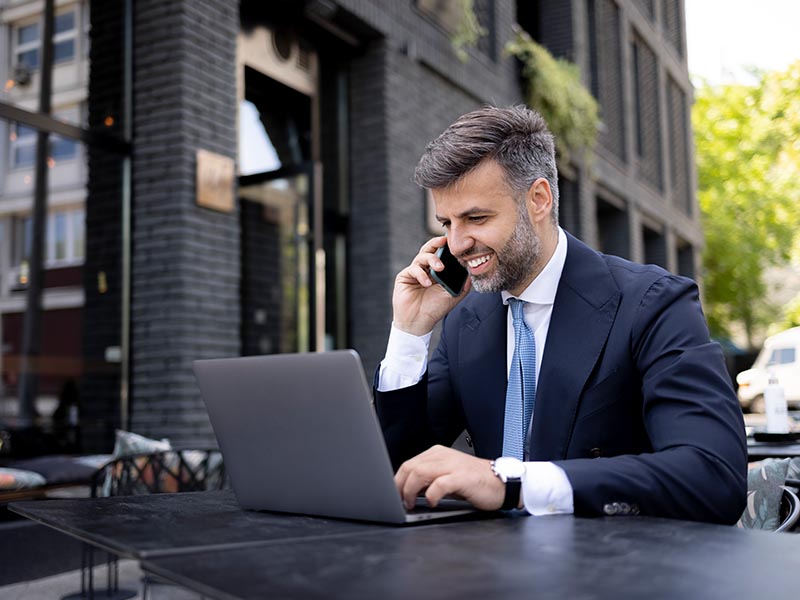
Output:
[424, 474, 460, 508]
[410, 245, 445, 271]
[409, 264, 434, 287]
[419, 235, 447, 256]
[401, 468, 431, 510]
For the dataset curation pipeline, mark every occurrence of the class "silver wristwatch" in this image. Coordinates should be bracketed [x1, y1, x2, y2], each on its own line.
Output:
[491, 456, 525, 510]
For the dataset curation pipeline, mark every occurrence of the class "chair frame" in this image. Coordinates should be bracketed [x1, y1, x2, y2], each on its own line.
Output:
[776, 487, 800, 533]
[79, 448, 226, 599]
[90, 448, 225, 498]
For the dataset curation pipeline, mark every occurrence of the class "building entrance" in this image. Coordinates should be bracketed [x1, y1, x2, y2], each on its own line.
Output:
[237, 41, 322, 354]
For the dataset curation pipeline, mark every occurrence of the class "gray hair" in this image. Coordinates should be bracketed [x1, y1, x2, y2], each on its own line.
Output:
[414, 105, 559, 224]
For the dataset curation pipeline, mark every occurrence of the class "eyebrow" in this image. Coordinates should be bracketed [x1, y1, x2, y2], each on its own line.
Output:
[435, 207, 496, 222]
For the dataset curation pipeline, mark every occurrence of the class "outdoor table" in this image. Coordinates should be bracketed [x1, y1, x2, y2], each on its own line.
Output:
[747, 439, 800, 460]
[10, 491, 800, 599]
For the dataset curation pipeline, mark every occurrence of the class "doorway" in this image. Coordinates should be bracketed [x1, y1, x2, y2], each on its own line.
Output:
[238, 65, 321, 354]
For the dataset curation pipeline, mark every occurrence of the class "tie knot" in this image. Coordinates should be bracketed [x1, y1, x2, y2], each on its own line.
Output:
[508, 297, 526, 321]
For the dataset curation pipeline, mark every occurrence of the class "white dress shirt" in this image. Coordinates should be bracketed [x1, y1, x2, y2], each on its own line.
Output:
[378, 227, 574, 516]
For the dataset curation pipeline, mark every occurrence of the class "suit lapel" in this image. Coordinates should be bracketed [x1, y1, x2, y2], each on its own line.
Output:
[529, 233, 620, 461]
[456, 293, 507, 458]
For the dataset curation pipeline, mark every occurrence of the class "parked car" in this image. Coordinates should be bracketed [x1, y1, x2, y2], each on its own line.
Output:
[736, 326, 800, 413]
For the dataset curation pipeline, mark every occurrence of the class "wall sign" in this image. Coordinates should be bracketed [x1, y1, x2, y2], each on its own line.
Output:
[196, 149, 235, 213]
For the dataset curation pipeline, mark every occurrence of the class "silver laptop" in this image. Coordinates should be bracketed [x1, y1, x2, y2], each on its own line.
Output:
[193, 350, 475, 524]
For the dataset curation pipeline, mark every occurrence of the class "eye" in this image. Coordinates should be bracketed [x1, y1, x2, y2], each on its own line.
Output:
[440, 221, 451, 230]
[468, 216, 487, 224]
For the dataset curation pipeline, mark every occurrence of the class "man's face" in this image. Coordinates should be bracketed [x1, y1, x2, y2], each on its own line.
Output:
[433, 160, 543, 296]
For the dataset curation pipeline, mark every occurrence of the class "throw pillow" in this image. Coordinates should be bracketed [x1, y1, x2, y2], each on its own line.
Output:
[738, 458, 790, 530]
[0, 468, 47, 490]
[111, 430, 171, 458]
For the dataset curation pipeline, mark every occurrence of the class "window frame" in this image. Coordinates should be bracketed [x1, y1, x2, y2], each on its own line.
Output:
[11, 6, 79, 72]
[10, 104, 82, 170]
[11, 208, 86, 280]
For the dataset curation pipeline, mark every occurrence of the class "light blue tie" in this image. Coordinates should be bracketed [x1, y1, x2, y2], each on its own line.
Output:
[502, 298, 536, 460]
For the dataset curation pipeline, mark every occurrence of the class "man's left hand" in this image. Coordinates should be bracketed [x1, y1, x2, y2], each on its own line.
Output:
[394, 445, 509, 511]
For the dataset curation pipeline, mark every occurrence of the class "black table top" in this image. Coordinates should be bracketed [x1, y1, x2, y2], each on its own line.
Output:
[9, 490, 378, 558]
[747, 439, 800, 459]
[11, 491, 800, 600]
[141, 513, 800, 600]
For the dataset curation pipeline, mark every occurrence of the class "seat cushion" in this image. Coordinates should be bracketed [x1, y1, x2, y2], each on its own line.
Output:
[6, 455, 98, 485]
[739, 458, 790, 530]
[0, 468, 47, 490]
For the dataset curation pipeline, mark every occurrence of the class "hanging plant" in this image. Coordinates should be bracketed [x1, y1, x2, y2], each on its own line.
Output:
[451, 0, 487, 62]
[505, 28, 600, 164]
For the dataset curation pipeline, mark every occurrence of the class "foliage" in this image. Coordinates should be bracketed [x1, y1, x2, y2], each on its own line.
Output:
[693, 61, 800, 348]
[451, 0, 487, 62]
[776, 293, 800, 332]
[505, 29, 599, 164]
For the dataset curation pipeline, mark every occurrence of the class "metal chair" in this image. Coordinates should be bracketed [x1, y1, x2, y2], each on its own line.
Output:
[779, 480, 800, 533]
[72, 449, 226, 599]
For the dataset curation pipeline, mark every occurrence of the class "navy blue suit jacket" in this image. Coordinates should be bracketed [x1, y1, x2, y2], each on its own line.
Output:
[375, 232, 747, 524]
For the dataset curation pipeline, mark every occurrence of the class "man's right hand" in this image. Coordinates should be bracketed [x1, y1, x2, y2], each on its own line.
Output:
[392, 236, 471, 336]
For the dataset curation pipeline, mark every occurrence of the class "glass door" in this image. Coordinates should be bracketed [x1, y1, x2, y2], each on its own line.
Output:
[239, 164, 321, 355]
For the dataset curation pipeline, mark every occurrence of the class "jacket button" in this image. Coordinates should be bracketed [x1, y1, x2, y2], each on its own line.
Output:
[603, 503, 617, 515]
[590, 447, 602, 458]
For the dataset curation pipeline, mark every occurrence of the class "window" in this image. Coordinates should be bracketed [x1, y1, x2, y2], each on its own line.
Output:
[12, 8, 78, 71]
[11, 209, 86, 281]
[767, 348, 796, 367]
[12, 216, 33, 269]
[15, 22, 40, 69]
[11, 123, 37, 168]
[53, 12, 77, 64]
[10, 107, 80, 169]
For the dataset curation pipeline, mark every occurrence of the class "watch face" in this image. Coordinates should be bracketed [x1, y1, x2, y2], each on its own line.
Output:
[494, 456, 526, 479]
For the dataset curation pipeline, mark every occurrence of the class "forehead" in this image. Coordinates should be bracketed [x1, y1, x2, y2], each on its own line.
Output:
[431, 160, 517, 216]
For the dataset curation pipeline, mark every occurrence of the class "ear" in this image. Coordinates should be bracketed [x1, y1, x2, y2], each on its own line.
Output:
[526, 178, 553, 225]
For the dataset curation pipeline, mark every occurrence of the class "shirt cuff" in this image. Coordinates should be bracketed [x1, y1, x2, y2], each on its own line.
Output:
[376, 325, 432, 392]
[521, 462, 574, 516]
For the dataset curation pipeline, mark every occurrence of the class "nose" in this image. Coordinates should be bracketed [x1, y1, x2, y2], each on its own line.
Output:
[447, 225, 473, 258]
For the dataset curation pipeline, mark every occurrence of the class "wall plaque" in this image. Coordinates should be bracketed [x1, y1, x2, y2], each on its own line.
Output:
[196, 149, 235, 213]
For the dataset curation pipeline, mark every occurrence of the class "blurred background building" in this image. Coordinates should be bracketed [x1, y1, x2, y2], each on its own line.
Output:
[0, 0, 698, 454]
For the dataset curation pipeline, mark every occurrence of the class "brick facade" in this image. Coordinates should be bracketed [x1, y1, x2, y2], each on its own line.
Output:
[84, 0, 698, 449]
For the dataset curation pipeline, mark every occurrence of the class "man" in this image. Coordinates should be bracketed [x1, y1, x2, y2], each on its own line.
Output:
[375, 105, 747, 524]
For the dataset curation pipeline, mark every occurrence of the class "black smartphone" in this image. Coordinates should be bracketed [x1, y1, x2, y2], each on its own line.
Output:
[430, 243, 469, 297]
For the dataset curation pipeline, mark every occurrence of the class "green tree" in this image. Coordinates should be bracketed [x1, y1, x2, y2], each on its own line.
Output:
[693, 61, 800, 348]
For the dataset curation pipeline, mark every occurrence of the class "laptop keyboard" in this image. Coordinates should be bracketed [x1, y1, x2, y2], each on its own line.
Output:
[408, 497, 473, 514]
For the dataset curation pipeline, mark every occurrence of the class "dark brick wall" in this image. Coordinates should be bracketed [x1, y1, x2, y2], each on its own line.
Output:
[129, 0, 239, 446]
[631, 31, 663, 192]
[667, 75, 691, 215]
[534, 0, 576, 61]
[632, 0, 655, 21]
[344, 0, 520, 375]
[82, 0, 701, 442]
[662, 0, 684, 58]
[84, 0, 125, 451]
[588, 0, 626, 163]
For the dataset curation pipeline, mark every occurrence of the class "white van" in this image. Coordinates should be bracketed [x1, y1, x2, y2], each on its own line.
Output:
[736, 326, 800, 413]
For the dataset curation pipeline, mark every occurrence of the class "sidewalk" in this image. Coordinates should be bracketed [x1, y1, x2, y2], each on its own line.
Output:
[0, 560, 144, 599]
[0, 560, 202, 599]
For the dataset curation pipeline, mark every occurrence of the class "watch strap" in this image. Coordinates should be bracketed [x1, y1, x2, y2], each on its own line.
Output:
[501, 478, 521, 511]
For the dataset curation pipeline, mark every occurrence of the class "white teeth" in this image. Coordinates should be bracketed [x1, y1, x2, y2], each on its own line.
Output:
[467, 255, 490, 268]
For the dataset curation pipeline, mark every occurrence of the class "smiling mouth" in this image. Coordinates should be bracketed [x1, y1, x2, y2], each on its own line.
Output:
[464, 254, 492, 272]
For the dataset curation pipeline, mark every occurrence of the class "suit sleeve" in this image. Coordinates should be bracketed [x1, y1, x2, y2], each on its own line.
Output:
[554, 275, 748, 525]
[375, 318, 467, 470]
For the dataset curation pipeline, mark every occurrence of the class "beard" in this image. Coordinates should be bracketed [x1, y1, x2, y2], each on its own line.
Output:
[466, 202, 542, 294]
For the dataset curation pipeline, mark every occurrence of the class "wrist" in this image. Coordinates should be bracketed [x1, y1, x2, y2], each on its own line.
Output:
[392, 320, 434, 338]
[491, 457, 526, 511]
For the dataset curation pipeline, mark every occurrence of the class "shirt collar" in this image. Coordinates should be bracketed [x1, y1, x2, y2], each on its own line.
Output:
[502, 226, 567, 306]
